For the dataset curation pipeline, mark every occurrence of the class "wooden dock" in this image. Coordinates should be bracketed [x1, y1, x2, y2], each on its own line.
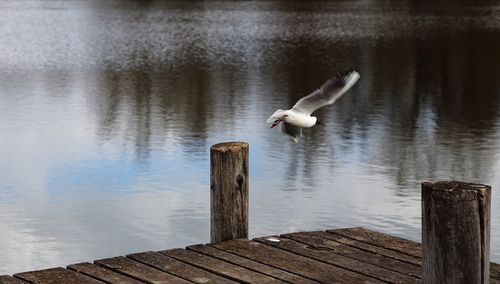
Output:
[1, 142, 498, 283]
[1, 227, 499, 284]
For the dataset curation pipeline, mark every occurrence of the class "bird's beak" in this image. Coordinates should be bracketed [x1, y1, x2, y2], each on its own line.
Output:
[271, 119, 282, 128]
[318, 121, 326, 126]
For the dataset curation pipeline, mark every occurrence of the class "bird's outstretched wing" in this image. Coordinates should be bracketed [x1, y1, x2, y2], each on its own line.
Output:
[292, 70, 360, 115]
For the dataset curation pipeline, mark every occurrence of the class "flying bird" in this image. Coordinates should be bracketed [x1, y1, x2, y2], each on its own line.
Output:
[267, 70, 360, 141]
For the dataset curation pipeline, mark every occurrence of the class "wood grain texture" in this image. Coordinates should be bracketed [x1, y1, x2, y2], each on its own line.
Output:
[187, 244, 320, 284]
[329, 227, 500, 282]
[0, 276, 28, 284]
[161, 248, 285, 283]
[422, 181, 491, 284]
[282, 231, 422, 278]
[95, 256, 190, 284]
[320, 230, 422, 266]
[127, 251, 238, 284]
[329, 227, 421, 258]
[14, 267, 103, 284]
[210, 238, 384, 283]
[256, 235, 420, 284]
[68, 262, 143, 284]
[210, 142, 249, 243]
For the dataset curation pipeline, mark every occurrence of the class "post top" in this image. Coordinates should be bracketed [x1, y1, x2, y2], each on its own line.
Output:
[211, 142, 248, 152]
[422, 180, 491, 194]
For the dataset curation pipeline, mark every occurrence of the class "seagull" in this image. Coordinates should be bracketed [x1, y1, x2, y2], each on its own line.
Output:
[267, 70, 360, 141]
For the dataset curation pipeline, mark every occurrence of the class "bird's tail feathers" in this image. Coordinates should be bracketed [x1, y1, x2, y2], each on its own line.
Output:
[266, 109, 287, 123]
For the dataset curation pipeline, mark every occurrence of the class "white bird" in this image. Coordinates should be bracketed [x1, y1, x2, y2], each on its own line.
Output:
[267, 70, 360, 141]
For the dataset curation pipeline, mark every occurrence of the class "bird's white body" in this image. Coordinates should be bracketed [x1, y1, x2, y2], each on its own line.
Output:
[267, 109, 317, 128]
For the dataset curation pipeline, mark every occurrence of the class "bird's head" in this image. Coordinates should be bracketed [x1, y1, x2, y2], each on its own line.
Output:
[315, 118, 326, 126]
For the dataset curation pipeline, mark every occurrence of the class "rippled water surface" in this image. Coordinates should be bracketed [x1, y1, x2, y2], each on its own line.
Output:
[1, 0, 500, 274]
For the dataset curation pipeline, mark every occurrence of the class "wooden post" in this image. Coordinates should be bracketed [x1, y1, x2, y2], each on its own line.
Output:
[422, 181, 491, 284]
[210, 142, 249, 243]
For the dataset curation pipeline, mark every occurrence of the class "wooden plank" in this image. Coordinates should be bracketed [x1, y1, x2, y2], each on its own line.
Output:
[282, 231, 422, 278]
[127, 251, 238, 284]
[0, 276, 28, 284]
[210, 239, 384, 283]
[14, 267, 103, 284]
[329, 227, 422, 258]
[256, 235, 420, 284]
[95, 256, 190, 284]
[188, 244, 320, 284]
[68, 262, 143, 284]
[328, 228, 500, 282]
[319, 231, 422, 265]
[161, 248, 286, 284]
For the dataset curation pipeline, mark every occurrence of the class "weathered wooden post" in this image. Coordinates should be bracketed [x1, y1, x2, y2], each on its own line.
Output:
[210, 142, 249, 243]
[422, 181, 491, 284]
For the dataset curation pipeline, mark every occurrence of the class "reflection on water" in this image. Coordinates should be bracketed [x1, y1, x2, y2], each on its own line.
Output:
[1, 0, 500, 274]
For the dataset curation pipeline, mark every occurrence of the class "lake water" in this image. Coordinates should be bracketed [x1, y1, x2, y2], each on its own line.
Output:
[1, 0, 499, 274]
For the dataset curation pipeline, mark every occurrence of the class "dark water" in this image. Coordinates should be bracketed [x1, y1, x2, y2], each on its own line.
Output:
[1, 0, 500, 274]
